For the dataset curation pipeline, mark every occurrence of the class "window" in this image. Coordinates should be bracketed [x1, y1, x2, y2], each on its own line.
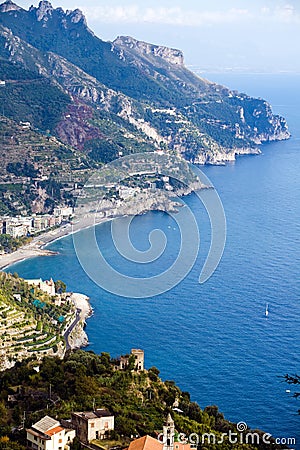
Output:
[91, 423, 95, 428]
[59, 439, 62, 443]
[104, 422, 108, 429]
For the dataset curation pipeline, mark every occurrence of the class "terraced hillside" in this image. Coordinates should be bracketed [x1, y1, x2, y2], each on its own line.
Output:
[0, 115, 94, 215]
[0, 272, 76, 370]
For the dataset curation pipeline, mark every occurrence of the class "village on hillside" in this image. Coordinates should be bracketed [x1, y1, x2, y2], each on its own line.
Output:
[26, 410, 194, 450]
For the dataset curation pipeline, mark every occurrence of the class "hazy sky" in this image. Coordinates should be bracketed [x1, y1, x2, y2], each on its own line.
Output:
[10, 0, 300, 72]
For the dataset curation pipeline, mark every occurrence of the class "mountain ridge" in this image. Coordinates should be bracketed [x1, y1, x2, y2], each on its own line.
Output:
[0, 1, 291, 213]
[0, 1, 290, 154]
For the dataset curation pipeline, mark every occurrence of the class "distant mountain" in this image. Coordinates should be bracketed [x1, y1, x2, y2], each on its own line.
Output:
[0, 1, 291, 213]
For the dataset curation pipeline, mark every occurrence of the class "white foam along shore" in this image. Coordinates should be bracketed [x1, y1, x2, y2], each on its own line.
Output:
[69, 292, 93, 321]
[0, 174, 199, 272]
[66, 292, 93, 349]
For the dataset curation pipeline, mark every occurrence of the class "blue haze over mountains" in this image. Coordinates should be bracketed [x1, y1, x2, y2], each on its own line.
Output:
[0, 0, 291, 172]
[12, 0, 300, 73]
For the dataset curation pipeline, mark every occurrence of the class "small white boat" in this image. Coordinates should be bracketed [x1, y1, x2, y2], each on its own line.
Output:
[265, 303, 269, 317]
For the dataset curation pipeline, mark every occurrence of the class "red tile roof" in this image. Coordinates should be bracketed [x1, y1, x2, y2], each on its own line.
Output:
[45, 426, 64, 436]
[128, 435, 163, 450]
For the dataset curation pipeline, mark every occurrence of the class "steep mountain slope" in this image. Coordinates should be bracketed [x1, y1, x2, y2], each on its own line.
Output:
[0, 24, 157, 159]
[0, 0, 290, 167]
[0, 58, 70, 131]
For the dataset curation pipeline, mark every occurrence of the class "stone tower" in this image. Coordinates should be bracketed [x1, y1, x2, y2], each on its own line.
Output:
[163, 413, 175, 450]
[131, 349, 144, 371]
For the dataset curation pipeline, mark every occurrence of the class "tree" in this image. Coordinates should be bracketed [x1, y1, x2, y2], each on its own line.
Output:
[148, 366, 160, 381]
[54, 280, 66, 294]
[127, 354, 136, 371]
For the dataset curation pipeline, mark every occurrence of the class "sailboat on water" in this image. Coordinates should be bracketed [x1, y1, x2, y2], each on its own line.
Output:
[265, 303, 269, 317]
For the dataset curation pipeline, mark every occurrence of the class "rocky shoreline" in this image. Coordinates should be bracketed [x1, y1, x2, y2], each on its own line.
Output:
[67, 293, 93, 349]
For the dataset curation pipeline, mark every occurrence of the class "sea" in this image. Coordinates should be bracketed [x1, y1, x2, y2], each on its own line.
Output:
[5, 74, 300, 445]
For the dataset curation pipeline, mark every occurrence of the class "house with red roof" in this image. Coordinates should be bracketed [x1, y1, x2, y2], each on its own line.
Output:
[127, 414, 195, 450]
[26, 416, 75, 450]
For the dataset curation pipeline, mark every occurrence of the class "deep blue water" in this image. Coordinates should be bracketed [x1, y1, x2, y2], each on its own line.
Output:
[6, 75, 300, 445]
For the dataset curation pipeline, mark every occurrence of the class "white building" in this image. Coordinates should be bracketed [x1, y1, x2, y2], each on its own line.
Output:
[71, 409, 114, 443]
[13, 294, 22, 302]
[26, 278, 56, 296]
[53, 207, 73, 219]
[118, 186, 139, 200]
[26, 416, 75, 450]
[4, 216, 33, 238]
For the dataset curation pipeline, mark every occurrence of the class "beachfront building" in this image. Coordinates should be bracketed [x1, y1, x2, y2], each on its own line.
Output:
[2, 216, 33, 237]
[0, 215, 63, 237]
[25, 278, 56, 296]
[26, 415, 76, 450]
[32, 215, 58, 233]
[71, 409, 114, 443]
[53, 207, 73, 219]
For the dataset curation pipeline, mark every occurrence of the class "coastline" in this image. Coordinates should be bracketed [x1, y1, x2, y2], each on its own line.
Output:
[0, 189, 186, 271]
[66, 292, 93, 350]
[0, 214, 109, 271]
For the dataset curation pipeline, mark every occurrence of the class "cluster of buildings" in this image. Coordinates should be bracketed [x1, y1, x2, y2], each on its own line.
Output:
[24, 348, 194, 450]
[0, 207, 73, 239]
[26, 409, 114, 450]
[25, 278, 56, 297]
[26, 412, 194, 450]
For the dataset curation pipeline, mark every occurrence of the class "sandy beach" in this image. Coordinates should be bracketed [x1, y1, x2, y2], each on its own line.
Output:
[0, 187, 185, 272]
[0, 214, 108, 271]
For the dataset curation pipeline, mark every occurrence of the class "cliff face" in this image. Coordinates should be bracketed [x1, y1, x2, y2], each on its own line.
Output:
[0, 0, 22, 12]
[113, 36, 184, 66]
[0, 1, 290, 167]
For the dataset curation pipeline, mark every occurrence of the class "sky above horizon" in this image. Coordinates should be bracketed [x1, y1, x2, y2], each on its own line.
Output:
[11, 0, 300, 73]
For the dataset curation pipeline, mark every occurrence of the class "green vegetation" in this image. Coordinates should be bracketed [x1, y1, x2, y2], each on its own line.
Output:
[54, 280, 67, 294]
[0, 116, 92, 215]
[0, 5, 289, 217]
[0, 59, 70, 132]
[0, 235, 31, 253]
[6, 162, 39, 178]
[0, 351, 285, 450]
[0, 8, 289, 164]
[0, 273, 76, 368]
